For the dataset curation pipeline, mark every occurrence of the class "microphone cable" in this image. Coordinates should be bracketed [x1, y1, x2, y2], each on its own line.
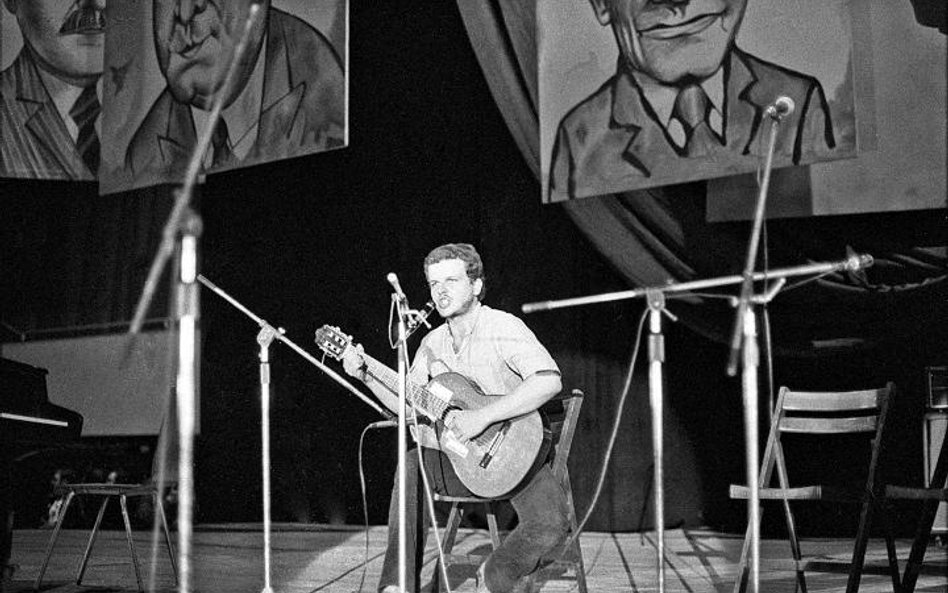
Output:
[560, 304, 649, 555]
[354, 420, 390, 593]
[355, 417, 455, 592]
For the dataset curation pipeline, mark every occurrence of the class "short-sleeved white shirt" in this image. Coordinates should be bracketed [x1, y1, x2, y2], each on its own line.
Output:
[410, 305, 559, 395]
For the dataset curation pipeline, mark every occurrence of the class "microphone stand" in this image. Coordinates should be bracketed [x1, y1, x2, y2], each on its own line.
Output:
[392, 293, 411, 593]
[644, 290, 677, 593]
[174, 213, 201, 593]
[522, 255, 872, 593]
[258, 322, 277, 593]
[194, 275, 391, 593]
[126, 6, 264, 593]
[725, 105, 787, 593]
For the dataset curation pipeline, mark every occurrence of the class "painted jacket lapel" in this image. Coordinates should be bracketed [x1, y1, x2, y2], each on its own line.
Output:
[724, 50, 768, 156]
[156, 95, 197, 170]
[15, 53, 91, 179]
[255, 15, 305, 158]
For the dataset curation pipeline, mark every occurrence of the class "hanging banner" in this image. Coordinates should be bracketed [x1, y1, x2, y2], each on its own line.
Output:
[99, 0, 348, 194]
[538, 0, 858, 203]
[1, 0, 105, 181]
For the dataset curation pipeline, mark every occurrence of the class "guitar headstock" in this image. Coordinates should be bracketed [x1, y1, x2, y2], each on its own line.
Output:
[314, 325, 352, 360]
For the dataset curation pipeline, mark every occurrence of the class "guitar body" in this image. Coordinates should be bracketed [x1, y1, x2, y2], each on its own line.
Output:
[426, 372, 546, 498]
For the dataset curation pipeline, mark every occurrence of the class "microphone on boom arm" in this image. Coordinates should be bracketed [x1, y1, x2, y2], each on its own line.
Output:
[765, 96, 795, 119]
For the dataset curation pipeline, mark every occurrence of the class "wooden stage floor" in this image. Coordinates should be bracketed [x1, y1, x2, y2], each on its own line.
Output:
[4, 525, 947, 592]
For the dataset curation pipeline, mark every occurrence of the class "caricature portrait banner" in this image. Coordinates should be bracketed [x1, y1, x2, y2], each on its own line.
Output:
[1, 0, 106, 181]
[539, 0, 858, 203]
[101, 0, 348, 194]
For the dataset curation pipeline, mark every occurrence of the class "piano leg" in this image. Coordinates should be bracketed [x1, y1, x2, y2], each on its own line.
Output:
[1, 447, 13, 589]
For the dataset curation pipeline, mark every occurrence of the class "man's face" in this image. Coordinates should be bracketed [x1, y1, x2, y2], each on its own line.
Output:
[153, 0, 268, 110]
[594, 0, 748, 84]
[6, 0, 105, 86]
[426, 259, 483, 320]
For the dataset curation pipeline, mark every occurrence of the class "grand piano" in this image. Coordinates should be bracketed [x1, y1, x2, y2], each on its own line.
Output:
[1, 357, 83, 582]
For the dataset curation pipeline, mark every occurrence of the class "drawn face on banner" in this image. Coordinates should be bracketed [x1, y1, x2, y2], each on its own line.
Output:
[589, 0, 748, 83]
[153, 0, 271, 110]
[3, 0, 106, 86]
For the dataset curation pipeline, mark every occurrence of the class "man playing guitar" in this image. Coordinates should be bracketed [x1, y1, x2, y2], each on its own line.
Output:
[340, 243, 568, 593]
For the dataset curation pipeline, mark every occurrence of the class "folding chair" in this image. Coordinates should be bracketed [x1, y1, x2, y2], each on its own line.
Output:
[433, 388, 588, 593]
[34, 427, 177, 592]
[729, 383, 901, 593]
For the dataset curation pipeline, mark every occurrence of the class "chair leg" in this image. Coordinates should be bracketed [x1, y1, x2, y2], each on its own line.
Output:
[155, 491, 178, 582]
[119, 494, 144, 592]
[435, 502, 464, 593]
[76, 495, 111, 586]
[561, 472, 588, 593]
[34, 490, 75, 591]
[731, 519, 753, 593]
[876, 500, 902, 593]
[569, 531, 588, 593]
[485, 503, 502, 550]
[844, 496, 876, 593]
[775, 445, 807, 593]
[901, 497, 940, 593]
[780, 499, 808, 593]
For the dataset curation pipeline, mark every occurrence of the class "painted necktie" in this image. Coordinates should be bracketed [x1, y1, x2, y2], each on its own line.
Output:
[211, 118, 234, 167]
[70, 85, 100, 175]
[672, 84, 720, 157]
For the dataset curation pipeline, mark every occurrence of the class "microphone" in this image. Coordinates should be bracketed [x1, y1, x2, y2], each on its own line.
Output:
[405, 301, 435, 341]
[386, 272, 407, 303]
[843, 253, 873, 272]
[766, 96, 794, 119]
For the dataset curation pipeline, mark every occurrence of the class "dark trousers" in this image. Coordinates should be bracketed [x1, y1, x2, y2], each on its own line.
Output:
[378, 447, 569, 593]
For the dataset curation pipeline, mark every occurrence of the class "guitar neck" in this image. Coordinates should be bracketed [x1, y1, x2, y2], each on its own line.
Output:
[362, 354, 449, 421]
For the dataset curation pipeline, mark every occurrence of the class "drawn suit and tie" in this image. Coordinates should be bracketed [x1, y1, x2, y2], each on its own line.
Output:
[547, 0, 838, 202]
[1, 0, 105, 180]
[124, 1, 346, 185]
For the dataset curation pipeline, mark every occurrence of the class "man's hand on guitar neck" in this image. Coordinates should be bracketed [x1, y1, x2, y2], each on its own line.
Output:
[341, 343, 371, 383]
[340, 342, 428, 440]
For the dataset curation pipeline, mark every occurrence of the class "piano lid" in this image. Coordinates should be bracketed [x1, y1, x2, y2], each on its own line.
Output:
[0, 357, 50, 416]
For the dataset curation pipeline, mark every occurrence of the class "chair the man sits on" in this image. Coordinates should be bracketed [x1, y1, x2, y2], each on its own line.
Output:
[432, 388, 588, 593]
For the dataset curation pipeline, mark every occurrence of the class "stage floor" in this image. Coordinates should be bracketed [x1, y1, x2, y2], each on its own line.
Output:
[5, 525, 947, 592]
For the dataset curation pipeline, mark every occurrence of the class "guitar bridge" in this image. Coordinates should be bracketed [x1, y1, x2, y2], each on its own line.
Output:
[478, 421, 511, 468]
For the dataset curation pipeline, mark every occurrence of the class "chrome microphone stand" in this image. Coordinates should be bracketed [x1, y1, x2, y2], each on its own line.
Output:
[126, 6, 264, 592]
[392, 292, 411, 593]
[644, 290, 678, 593]
[257, 323, 278, 593]
[173, 214, 201, 593]
[725, 100, 792, 593]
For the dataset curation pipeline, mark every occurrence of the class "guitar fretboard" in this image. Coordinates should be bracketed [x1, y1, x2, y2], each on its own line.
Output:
[362, 355, 450, 421]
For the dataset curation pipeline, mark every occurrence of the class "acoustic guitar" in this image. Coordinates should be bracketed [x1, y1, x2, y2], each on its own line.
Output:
[314, 325, 548, 498]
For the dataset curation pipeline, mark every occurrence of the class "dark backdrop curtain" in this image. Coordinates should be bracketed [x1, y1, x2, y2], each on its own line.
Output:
[2, 182, 177, 334]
